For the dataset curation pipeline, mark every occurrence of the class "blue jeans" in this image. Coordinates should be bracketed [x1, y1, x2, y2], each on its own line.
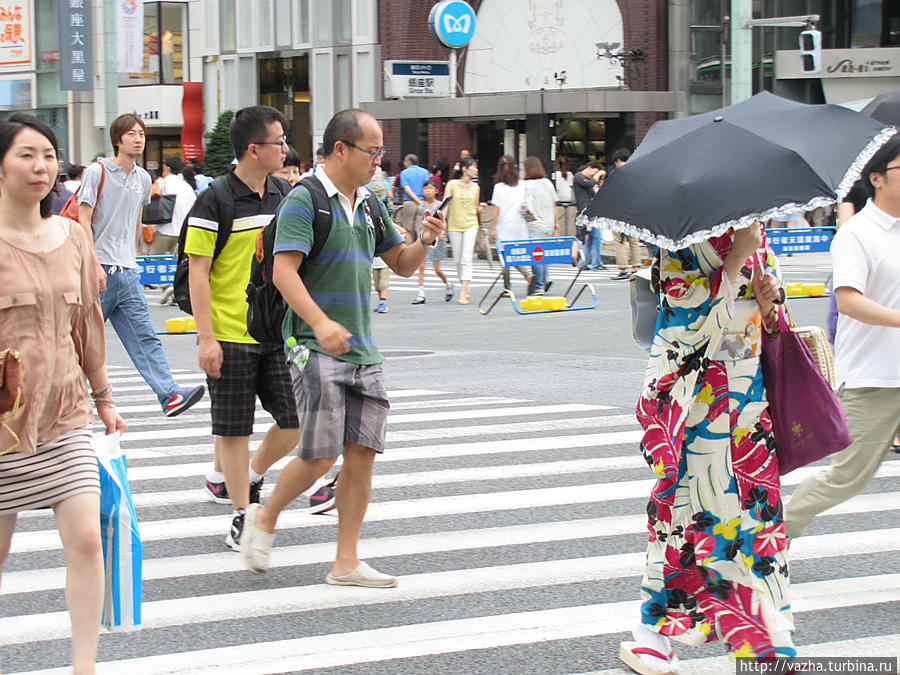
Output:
[584, 229, 604, 268]
[100, 266, 179, 405]
[531, 264, 548, 291]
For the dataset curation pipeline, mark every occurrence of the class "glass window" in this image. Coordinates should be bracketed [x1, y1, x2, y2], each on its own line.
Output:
[357, 51, 373, 102]
[275, 0, 291, 47]
[35, 0, 59, 71]
[223, 58, 236, 110]
[315, 0, 330, 42]
[314, 52, 331, 127]
[238, 0, 253, 48]
[296, 0, 310, 44]
[205, 0, 216, 49]
[851, 0, 882, 47]
[221, 0, 236, 52]
[126, 3, 187, 85]
[259, 0, 273, 46]
[335, 53, 350, 110]
[334, 0, 351, 44]
[36, 72, 66, 106]
[356, 0, 369, 38]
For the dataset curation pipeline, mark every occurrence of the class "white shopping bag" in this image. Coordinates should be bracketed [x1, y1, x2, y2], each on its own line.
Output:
[94, 431, 143, 631]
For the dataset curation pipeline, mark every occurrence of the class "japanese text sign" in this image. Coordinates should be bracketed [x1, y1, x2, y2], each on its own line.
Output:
[59, 0, 93, 91]
[0, 1, 32, 70]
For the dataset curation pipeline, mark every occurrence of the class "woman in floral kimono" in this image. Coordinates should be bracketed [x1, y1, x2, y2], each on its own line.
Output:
[620, 223, 792, 675]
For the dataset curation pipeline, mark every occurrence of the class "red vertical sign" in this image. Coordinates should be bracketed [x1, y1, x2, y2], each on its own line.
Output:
[181, 82, 204, 162]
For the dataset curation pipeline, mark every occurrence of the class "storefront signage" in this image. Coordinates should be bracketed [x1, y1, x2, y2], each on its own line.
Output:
[0, 1, 32, 70]
[384, 61, 450, 98]
[428, 0, 476, 49]
[59, 0, 93, 91]
[776, 48, 900, 80]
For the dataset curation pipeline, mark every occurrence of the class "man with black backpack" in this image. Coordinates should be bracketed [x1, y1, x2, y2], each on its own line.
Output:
[182, 106, 300, 551]
[239, 109, 445, 587]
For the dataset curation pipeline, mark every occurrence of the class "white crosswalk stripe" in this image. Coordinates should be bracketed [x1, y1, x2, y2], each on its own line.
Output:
[2, 368, 897, 674]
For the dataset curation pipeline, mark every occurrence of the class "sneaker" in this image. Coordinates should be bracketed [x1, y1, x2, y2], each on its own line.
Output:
[544, 280, 553, 294]
[249, 476, 264, 505]
[240, 504, 274, 574]
[163, 385, 205, 417]
[309, 474, 338, 514]
[159, 286, 175, 305]
[374, 300, 388, 313]
[411, 295, 426, 304]
[204, 478, 230, 505]
[613, 271, 631, 280]
[226, 510, 245, 551]
[445, 282, 454, 302]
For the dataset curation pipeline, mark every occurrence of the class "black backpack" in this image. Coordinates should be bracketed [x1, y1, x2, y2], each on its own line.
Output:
[245, 175, 388, 344]
[172, 175, 290, 315]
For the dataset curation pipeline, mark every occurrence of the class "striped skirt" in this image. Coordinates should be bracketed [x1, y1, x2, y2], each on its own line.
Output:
[0, 426, 99, 515]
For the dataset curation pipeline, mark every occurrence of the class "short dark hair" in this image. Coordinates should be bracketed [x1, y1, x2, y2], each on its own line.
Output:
[230, 105, 286, 161]
[283, 145, 301, 168]
[322, 109, 367, 157]
[494, 155, 519, 186]
[423, 179, 438, 190]
[405, 153, 418, 165]
[610, 147, 631, 163]
[110, 113, 146, 156]
[524, 156, 546, 180]
[316, 146, 325, 157]
[164, 155, 184, 174]
[862, 134, 900, 199]
[584, 161, 601, 170]
[68, 164, 85, 181]
[0, 113, 60, 218]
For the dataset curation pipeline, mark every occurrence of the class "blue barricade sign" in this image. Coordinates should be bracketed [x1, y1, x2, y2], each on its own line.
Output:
[498, 238, 575, 266]
[766, 227, 834, 255]
[136, 255, 177, 285]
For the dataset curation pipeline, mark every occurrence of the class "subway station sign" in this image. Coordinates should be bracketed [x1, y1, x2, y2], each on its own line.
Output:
[384, 61, 450, 98]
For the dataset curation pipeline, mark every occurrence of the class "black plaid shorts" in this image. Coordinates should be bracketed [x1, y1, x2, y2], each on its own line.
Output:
[208, 341, 299, 437]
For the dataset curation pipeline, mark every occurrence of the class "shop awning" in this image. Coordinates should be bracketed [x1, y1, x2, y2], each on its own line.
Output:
[360, 88, 686, 122]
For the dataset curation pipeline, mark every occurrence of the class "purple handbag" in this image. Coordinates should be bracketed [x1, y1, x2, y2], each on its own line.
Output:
[760, 307, 852, 475]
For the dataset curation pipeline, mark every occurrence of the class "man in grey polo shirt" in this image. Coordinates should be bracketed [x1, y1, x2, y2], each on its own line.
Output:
[77, 113, 203, 417]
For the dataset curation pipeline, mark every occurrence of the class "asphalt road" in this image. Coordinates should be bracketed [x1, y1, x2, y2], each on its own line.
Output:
[3, 255, 897, 675]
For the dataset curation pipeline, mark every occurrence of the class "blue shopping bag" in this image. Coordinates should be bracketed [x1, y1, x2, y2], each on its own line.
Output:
[94, 431, 143, 631]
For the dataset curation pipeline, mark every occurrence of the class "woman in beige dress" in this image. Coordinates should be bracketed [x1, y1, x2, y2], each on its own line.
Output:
[0, 113, 125, 674]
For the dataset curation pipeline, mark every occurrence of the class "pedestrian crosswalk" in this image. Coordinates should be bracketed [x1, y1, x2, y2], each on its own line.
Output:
[2, 366, 898, 674]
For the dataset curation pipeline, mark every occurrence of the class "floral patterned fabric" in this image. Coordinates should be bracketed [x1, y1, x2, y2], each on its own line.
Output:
[636, 233, 795, 661]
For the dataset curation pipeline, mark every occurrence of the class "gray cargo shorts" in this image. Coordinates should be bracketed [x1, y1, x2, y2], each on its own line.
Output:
[290, 350, 390, 459]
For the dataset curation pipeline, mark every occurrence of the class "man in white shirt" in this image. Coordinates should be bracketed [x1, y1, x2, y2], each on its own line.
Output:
[152, 156, 197, 255]
[784, 135, 900, 540]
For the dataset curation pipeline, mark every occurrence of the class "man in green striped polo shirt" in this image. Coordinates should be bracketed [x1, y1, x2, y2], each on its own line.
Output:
[240, 109, 445, 588]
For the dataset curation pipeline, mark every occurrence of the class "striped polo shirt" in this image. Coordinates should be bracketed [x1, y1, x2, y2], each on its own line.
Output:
[274, 166, 403, 364]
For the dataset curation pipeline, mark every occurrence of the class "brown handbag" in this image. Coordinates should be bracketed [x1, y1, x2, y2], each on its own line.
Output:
[0, 348, 23, 454]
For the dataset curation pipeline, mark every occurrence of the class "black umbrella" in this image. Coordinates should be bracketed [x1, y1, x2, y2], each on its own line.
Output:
[861, 87, 900, 126]
[581, 91, 895, 250]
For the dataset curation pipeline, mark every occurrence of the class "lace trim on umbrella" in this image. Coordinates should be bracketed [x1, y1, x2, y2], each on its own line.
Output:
[836, 126, 898, 200]
[578, 125, 898, 251]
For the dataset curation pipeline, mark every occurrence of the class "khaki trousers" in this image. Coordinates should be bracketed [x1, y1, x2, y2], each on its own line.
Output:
[614, 232, 641, 270]
[150, 233, 179, 255]
[783, 386, 900, 539]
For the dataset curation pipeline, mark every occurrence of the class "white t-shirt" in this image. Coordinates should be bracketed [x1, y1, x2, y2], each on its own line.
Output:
[831, 200, 900, 389]
[491, 182, 529, 242]
[553, 170, 574, 203]
[157, 173, 198, 237]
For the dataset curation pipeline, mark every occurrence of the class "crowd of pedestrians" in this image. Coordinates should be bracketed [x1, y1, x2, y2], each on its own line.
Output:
[0, 100, 896, 675]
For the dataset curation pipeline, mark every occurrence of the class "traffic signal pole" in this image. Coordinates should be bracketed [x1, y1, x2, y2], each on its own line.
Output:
[729, 0, 819, 105]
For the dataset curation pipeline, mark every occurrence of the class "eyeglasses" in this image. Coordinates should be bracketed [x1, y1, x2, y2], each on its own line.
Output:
[885, 165, 900, 173]
[252, 136, 288, 147]
[342, 140, 386, 160]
